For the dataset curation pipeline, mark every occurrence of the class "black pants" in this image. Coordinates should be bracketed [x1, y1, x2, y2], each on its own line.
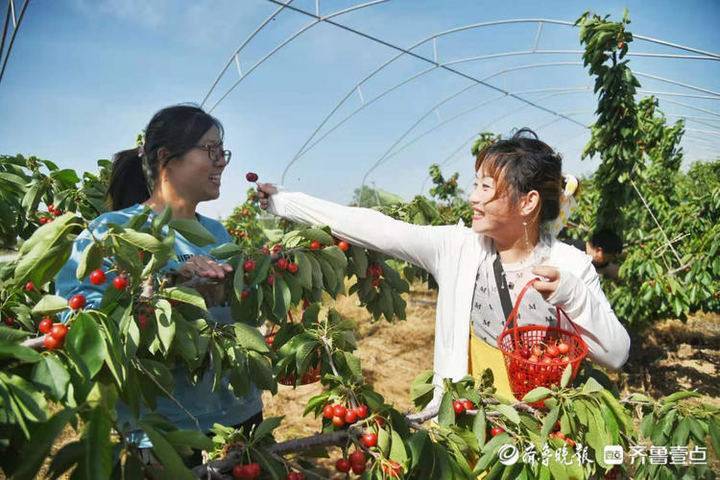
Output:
[184, 411, 264, 469]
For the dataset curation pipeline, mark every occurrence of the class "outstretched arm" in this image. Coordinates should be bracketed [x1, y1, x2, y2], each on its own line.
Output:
[258, 184, 454, 277]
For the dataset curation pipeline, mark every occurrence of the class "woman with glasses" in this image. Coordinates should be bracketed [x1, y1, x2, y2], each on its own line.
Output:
[55, 104, 260, 465]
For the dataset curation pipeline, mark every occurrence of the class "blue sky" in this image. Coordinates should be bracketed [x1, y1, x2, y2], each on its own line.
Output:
[1, 0, 719, 220]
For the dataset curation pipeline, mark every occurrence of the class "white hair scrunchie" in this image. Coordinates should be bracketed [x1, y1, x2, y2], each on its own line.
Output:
[542, 174, 579, 238]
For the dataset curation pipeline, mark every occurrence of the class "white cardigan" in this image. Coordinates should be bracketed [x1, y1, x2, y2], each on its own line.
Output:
[268, 191, 631, 406]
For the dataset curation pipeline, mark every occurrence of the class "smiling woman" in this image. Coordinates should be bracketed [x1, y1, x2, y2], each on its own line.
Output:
[256, 128, 631, 407]
[54, 104, 262, 464]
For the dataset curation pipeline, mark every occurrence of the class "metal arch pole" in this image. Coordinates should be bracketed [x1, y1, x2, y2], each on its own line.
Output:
[270, 14, 594, 183]
[635, 72, 720, 99]
[382, 87, 592, 167]
[264, 4, 720, 182]
[200, 0, 295, 108]
[632, 33, 720, 60]
[1, 3, 12, 61]
[206, 0, 390, 113]
[685, 127, 720, 138]
[637, 90, 720, 101]
[656, 97, 720, 119]
[666, 114, 720, 131]
[360, 61, 584, 187]
[417, 90, 591, 194]
[0, 0, 29, 85]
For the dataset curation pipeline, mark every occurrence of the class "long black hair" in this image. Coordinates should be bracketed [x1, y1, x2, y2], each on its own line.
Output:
[107, 104, 224, 210]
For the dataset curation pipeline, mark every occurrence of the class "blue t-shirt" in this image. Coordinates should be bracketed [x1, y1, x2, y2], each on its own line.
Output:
[55, 204, 262, 447]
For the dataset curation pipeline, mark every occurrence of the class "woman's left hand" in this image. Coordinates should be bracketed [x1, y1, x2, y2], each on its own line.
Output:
[531, 265, 561, 300]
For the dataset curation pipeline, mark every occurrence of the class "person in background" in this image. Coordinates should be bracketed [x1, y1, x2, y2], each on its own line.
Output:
[55, 104, 263, 465]
[584, 229, 623, 282]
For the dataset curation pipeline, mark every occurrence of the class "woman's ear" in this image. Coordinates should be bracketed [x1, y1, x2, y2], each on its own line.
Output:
[520, 190, 540, 217]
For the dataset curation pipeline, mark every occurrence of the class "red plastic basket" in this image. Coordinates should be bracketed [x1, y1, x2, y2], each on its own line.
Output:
[496, 279, 588, 403]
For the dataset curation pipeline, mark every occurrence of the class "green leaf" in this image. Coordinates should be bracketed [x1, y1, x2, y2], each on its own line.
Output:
[522, 387, 552, 404]
[293, 251, 313, 289]
[252, 416, 283, 441]
[542, 406, 561, 438]
[169, 219, 216, 246]
[234, 323, 269, 353]
[351, 246, 368, 277]
[438, 391, 455, 426]
[152, 206, 172, 233]
[161, 286, 207, 310]
[65, 313, 107, 379]
[473, 406, 488, 449]
[165, 430, 214, 451]
[0, 342, 41, 363]
[247, 350, 276, 394]
[707, 419, 720, 460]
[138, 421, 195, 480]
[582, 377, 604, 394]
[299, 228, 334, 245]
[377, 426, 391, 456]
[155, 300, 175, 352]
[32, 355, 70, 400]
[209, 242, 243, 260]
[12, 408, 76, 480]
[661, 390, 701, 404]
[272, 276, 291, 321]
[494, 404, 521, 425]
[31, 294, 69, 315]
[76, 241, 103, 281]
[120, 229, 164, 253]
[82, 407, 113, 480]
[560, 363, 573, 388]
[390, 428, 409, 464]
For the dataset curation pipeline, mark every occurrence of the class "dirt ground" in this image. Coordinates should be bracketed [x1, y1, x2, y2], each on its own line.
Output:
[16, 284, 719, 479]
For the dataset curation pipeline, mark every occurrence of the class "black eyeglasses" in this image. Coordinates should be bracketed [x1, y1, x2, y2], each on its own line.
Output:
[193, 143, 232, 165]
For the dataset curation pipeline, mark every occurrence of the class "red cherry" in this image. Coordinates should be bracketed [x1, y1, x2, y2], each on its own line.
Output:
[38, 317, 53, 334]
[287, 472, 304, 480]
[24, 281, 35, 292]
[240, 288, 251, 300]
[266, 274, 275, 286]
[287, 262, 298, 273]
[528, 354, 539, 363]
[542, 357, 553, 365]
[452, 400, 465, 414]
[322, 404, 335, 419]
[565, 437, 576, 447]
[50, 323, 69, 341]
[557, 342, 570, 354]
[52, 209, 62, 216]
[276, 258, 288, 270]
[43, 334, 61, 350]
[39, 217, 49, 225]
[546, 345, 559, 358]
[232, 464, 247, 479]
[245, 172, 259, 182]
[264, 334, 275, 347]
[3, 316, 14, 326]
[355, 404, 368, 418]
[349, 450, 366, 466]
[360, 432, 378, 448]
[309, 240, 321, 251]
[337, 241, 350, 252]
[332, 416, 345, 428]
[371, 278, 382, 288]
[462, 399, 475, 411]
[243, 259, 256, 272]
[490, 426, 505, 437]
[272, 244, 283, 254]
[245, 463, 261, 478]
[332, 404, 347, 418]
[344, 410, 358, 424]
[68, 294, 86, 310]
[48, 204, 55, 211]
[112, 275, 128, 291]
[532, 345, 544, 357]
[335, 459, 350, 473]
[351, 462, 366, 474]
[519, 347, 531, 359]
[89, 269, 106, 285]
